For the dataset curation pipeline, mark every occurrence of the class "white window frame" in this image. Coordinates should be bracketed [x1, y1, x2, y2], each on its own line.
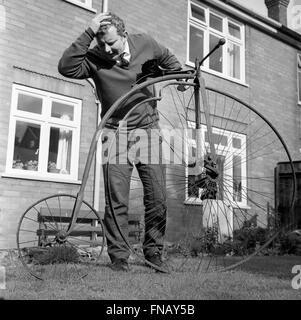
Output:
[64, 0, 96, 13]
[187, 0, 246, 85]
[4, 84, 82, 183]
[185, 122, 248, 209]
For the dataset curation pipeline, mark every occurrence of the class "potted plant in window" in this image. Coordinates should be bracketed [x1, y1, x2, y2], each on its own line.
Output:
[25, 160, 38, 171]
[13, 159, 24, 170]
[48, 161, 60, 173]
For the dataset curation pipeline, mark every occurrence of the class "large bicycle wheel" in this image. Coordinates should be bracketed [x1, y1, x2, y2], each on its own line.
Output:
[104, 75, 296, 273]
[16, 194, 106, 280]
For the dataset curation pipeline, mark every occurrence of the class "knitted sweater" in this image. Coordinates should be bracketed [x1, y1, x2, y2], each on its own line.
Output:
[58, 28, 181, 129]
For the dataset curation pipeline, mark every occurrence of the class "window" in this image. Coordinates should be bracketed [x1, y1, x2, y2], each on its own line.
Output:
[5, 84, 82, 182]
[297, 54, 301, 104]
[64, 0, 96, 12]
[186, 122, 247, 207]
[188, 1, 245, 82]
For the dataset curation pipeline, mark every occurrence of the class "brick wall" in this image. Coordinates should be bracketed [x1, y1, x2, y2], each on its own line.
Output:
[0, 0, 101, 248]
[247, 27, 299, 160]
[109, 0, 188, 65]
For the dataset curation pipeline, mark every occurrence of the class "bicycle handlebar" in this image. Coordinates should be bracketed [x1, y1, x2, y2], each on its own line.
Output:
[199, 38, 226, 67]
[133, 68, 195, 86]
[133, 38, 226, 84]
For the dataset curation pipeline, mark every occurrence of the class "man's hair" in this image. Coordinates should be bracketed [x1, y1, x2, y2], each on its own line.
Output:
[106, 12, 126, 36]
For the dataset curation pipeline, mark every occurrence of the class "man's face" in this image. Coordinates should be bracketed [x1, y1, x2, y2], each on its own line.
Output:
[96, 24, 125, 59]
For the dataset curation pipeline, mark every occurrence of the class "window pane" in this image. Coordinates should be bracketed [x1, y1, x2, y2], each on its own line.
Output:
[13, 121, 40, 171]
[210, 13, 223, 32]
[209, 34, 223, 73]
[216, 155, 225, 201]
[228, 22, 241, 39]
[191, 4, 206, 22]
[232, 137, 242, 149]
[188, 175, 199, 198]
[189, 25, 204, 63]
[186, 141, 196, 167]
[191, 128, 196, 140]
[201, 154, 225, 200]
[187, 154, 225, 200]
[298, 54, 301, 69]
[51, 101, 74, 121]
[205, 131, 228, 146]
[233, 155, 242, 202]
[192, 146, 196, 158]
[228, 42, 241, 79]
[17, 94, 42, 114]
[48, 127, 72, 174]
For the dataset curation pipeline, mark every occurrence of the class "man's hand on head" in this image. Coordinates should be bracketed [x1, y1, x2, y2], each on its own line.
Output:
[89, 12, 112, 35]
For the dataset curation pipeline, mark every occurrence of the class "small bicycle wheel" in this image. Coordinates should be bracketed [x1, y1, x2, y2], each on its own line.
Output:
[104, 76, 296, 273]
[16, 194, 106, 281]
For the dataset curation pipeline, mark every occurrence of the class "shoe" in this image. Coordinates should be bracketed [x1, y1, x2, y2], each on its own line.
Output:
[145, 253, 164, 271]
[110, 259, 129, 272]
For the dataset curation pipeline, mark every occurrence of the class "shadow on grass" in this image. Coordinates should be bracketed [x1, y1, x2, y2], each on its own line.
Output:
[225, 255, 301, 279]
[2, 254, 300, 300]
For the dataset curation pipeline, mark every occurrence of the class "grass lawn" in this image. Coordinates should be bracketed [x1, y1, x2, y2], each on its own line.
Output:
[0, 255, 300, 300]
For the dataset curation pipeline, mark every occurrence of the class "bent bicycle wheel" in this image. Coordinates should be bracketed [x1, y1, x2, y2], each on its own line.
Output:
[16, 194, 105, 280]
[104, 77, 296, 273]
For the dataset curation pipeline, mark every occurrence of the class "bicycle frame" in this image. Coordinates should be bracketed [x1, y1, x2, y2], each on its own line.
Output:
[65, 39, 227, 235]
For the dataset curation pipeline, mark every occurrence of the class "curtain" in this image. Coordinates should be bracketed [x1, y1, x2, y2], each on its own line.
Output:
[56, 114, 72, 174]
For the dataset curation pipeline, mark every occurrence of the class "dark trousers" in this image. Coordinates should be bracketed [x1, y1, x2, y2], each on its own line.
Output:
[103, 125, 166, 262]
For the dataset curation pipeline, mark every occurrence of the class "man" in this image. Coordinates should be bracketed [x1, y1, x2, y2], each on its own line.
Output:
[58, 12, 181, 271]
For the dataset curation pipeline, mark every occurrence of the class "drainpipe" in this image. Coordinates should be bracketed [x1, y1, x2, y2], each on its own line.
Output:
[102, 0, 109, 12]
[93, 0, 109, 219]
[86, 79, 103, 218]
[92, 0, 109, 218]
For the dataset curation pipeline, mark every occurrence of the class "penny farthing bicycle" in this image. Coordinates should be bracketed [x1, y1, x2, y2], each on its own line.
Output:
[16, 39, 296, 280]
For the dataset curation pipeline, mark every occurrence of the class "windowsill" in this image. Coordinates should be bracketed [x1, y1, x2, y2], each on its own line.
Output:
[185, 61, 249, 88]
[184, 199, 251, 210]
[184, 199, 203, 206]
[1, 171, 82, 185]
[64, 0, 97, 13]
